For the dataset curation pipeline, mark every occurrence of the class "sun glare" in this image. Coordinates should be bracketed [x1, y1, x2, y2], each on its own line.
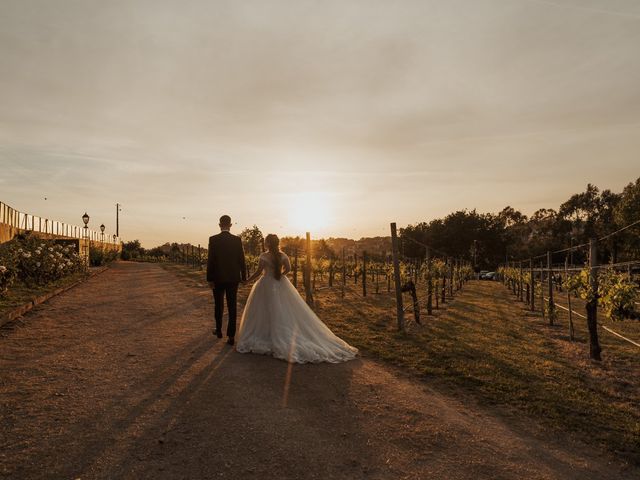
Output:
[289, 192, 331, 233]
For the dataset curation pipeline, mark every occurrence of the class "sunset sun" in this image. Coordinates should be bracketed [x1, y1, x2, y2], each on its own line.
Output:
[289, 192, 332, 233]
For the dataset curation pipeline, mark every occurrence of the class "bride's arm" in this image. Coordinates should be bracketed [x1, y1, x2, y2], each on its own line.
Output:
[245, 257, 265, 283]
[281, 253, 291, 275]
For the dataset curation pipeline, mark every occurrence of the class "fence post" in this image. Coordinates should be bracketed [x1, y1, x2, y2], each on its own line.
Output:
[587, 239, 602, 360]
[529, 259, 534, 311]
[547, 251, 555, 325]
[390, 223, 404, 331]
[305, 232, 314, 307]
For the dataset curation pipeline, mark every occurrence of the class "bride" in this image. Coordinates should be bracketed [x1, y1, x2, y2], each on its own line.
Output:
[236, 234, 358, 364]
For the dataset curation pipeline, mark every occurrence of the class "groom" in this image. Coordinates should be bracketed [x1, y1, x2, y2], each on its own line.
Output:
[206, 215, 247, 345]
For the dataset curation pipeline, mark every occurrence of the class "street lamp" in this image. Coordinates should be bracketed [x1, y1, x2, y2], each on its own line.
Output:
[82, 212, 90, 264]
[116, 203, 122, 237]
[100, 223, 105, 242]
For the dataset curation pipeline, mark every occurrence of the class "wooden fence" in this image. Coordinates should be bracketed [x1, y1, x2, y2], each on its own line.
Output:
[0, 200, 121, 252]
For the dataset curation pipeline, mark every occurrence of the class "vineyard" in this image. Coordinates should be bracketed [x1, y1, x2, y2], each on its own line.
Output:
[498, 221, 640, 361]
[159, 229, 640, 464]
[155, 219, 640, 365]
[3, 217, 640, 468]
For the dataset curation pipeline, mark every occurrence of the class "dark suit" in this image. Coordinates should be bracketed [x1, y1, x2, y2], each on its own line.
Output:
[206, 231, 247, 338]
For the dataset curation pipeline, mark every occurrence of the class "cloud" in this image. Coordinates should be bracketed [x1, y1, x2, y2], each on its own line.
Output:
[1, 0, 639, 245]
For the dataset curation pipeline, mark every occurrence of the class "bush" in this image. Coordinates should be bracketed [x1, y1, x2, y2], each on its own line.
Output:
[0, 265, 15, 295]
[0, 233, 86, 296]
[121, 240, 144, 261]
[89, 245, 119, 267]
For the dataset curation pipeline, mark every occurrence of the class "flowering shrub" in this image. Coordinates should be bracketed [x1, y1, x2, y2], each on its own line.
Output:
[0, 264, 14, 295]
[0, 233, 86, 296]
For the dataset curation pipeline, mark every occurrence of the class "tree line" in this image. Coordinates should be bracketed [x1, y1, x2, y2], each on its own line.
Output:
[400, 178, 640, 269]
[123, 176, 639, 270]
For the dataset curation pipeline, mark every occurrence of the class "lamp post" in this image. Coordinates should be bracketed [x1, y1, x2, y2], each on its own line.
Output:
[82, 212, 90, 265]
[116, 203, 122, 237]
[100, 223, 105, 242]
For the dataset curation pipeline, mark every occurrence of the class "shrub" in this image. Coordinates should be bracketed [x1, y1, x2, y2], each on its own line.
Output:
[0, 232, 86, 295]
[0, 265, 15, 295]
[89, 245, 119, 267]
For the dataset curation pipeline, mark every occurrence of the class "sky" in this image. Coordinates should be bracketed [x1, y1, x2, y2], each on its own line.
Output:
[1, 0, 639, 247]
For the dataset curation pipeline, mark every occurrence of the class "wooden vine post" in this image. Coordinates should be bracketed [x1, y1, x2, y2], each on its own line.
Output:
[519, 261, 524, 302]
[328, 260, 334, 287]
[341, 246, 346, 298]
[354, 254, 358, 285]
[305, 232, 314, 307]
[426, 247, 433, 315]
[434, 266, 439, 310]
[441, 258, 447, 304]
[390, 223, 404, 331]
[362, 250, 368, 297]
[547, 251, 555, 325]
[448, 260, 454, 297]
[587, 239, 602, 360]
[529, 259, 534, 311]
[565, 256, 574, 341]
[539, 261, 545, 320]
[293, 248, 298, 288]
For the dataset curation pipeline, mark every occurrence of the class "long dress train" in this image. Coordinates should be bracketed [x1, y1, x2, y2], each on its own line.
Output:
[236, 252, 358, 364]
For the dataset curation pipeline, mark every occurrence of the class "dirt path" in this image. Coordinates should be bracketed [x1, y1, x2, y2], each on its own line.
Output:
[0, 262, 636, 480]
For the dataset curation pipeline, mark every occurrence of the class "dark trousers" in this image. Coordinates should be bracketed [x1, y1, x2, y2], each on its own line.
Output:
[213, 282, 239, 338]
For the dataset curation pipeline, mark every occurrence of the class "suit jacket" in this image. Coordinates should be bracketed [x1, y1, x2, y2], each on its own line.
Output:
[206, 231, 247, 284]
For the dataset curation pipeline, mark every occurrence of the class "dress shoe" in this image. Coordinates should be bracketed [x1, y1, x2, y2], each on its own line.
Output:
[213, 329, 223, 338]
[227, 337, 235, 346]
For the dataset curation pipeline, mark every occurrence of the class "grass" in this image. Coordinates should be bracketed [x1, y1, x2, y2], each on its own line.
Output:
[163, 263, 640, 465]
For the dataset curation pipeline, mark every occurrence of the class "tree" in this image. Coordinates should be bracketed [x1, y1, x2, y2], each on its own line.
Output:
[315, 239, 336, 260]
[614, 177, 640, 259]
[280, 236, 305, 255]
[240, 225, 264, 255]
[121, 240, 144, 260]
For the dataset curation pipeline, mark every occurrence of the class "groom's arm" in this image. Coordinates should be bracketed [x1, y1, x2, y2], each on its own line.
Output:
[206, 237, 215, 284]
[238, 239, 247, 282]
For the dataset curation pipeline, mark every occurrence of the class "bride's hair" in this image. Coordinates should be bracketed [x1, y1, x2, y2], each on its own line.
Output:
[264, 234, 282, 280]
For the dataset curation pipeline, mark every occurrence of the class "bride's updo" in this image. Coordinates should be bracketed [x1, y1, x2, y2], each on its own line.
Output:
[264, 234, 282, 280]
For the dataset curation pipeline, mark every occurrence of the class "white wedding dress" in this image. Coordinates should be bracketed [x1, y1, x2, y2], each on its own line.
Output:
[236, 252, 358, 364]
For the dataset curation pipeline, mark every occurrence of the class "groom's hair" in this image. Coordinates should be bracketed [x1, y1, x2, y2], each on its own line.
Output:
[219, 215, 232, 227]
